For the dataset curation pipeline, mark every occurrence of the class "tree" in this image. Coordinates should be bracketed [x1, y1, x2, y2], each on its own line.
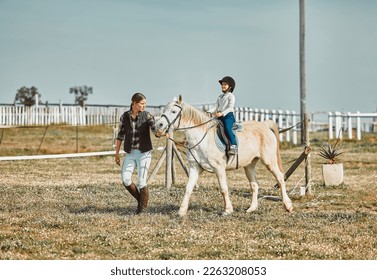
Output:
[69, 86, 93, 107]
[14, 86, 41, 106]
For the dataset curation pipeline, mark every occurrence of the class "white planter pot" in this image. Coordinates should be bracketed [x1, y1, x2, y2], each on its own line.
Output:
[322, 163, 344, 186]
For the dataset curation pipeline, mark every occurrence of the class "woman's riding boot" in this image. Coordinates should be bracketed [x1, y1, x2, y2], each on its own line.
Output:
[124, 183, 141, 212]
[137, 187, 149, 214]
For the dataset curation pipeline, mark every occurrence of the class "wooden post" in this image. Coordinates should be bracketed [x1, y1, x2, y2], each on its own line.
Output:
[172, 145, 177, 185]
[300, 0, 311, 195]
[147, 133, 198, 188]
[36, 125, 49, 155]
[299, 0, 307, 145]
[172, 144, 189, 176]
[0, 128, 4, 147]
[274, 145, 311, 189]
[165, 127, 173, 188]
[147, 147, 166, 184]
[304, 113, 312, 195]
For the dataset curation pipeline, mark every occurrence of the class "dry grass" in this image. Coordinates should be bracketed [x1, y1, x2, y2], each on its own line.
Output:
[1, 126, 377, 260]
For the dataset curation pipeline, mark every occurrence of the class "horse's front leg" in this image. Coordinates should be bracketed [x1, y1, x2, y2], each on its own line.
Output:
[178, 165, 200, 217]
[216, 169, 233, 215]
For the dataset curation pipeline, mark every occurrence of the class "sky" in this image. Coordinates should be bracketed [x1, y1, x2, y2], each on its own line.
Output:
[1, 0, 377, 113]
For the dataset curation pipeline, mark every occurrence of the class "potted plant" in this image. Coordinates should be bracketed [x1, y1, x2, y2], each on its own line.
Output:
[319, 138, 344, 186]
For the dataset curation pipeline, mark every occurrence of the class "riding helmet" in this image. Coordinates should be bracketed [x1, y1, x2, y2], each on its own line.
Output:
[218, 76, 236, 92]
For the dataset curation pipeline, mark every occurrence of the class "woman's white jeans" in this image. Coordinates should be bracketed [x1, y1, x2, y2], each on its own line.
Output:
[121, 149, 152, 190]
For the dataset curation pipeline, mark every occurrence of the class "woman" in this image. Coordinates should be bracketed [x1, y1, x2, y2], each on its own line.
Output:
[115, 93, 155, 214]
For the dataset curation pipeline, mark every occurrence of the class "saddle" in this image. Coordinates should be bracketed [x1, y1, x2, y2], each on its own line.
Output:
[215, 122, 243, 168]
[216, 122, 242, 148]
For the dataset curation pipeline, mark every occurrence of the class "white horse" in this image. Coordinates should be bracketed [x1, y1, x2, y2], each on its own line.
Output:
[153, 96, 293, 216]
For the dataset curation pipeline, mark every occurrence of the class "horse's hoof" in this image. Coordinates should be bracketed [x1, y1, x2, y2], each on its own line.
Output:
[178, 210, 187, 217]
[285, 204, 293, 213]
[222, 210, 233, 216]
[246, 206, 257, 213]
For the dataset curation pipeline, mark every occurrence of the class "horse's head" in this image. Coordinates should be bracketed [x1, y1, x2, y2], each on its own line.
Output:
[153, 95, 183, 138]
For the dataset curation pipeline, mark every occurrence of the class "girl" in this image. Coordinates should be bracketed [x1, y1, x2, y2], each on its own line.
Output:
[207, 76, 237, 163]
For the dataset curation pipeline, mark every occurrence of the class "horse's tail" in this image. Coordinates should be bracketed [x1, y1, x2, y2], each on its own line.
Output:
[265, 120, 284, 173]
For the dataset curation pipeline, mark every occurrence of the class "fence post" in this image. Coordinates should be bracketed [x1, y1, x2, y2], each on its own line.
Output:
[245, 107, 250, 121]
[335, 111, 342, 139]
[59, 100, 63, 123]
[239, 107, 244, 122]
[260, 109, 265, 122]
[347, 112, 352, 139]
[254, 109, 259, 121]
[285, 110, 290, 142]
[5, 107, 9, 126]
[271, 109, 277, 123]
[356, 111, 361, 140]
[278, 110, 283, 142]
[292, 110, 297, 145]
[264, 109, 269, 120]
[234, 107, 239, 122]
[249, 108, 254, 121]
[40, 107, 44, 125]
[328, 112, 333, 139]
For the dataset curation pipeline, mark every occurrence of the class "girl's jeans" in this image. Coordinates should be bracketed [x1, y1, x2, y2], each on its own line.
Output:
[219, 112, 237, 146]
[121, 149, 152, 189]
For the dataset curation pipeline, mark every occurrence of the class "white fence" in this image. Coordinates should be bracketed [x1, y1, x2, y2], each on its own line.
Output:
[328, 111, 377, 140]
[234, 107, 299, 144]
[1, 104, 376, 143]
[198, 105, 299, 144]
[0, 105, 164, 127]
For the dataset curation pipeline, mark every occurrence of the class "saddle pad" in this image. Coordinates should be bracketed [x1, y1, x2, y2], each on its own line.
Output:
[215, 122, 241, 152]
[215, 134, 227, 153]
[233, 122, 244, 132]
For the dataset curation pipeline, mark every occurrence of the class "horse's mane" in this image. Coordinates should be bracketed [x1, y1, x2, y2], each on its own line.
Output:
[180, 101, 210, 127]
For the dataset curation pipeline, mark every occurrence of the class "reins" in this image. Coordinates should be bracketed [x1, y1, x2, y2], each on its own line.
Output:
[168, 121, 217, 150]
[160, 104, 218, 172]
[175, 117, 217, 131]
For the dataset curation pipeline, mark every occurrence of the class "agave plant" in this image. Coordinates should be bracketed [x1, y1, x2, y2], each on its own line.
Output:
[318, 138, 343, 164]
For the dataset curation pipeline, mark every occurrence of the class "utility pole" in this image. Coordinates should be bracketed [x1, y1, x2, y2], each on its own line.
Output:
[300, 0, 311, 195]
[300, 0, 306, 145]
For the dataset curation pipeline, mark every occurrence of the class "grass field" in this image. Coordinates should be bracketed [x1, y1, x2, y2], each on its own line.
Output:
[1, 125, 377, 259]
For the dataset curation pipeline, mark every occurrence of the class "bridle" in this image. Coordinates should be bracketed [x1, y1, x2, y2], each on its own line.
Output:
[159, 102, 216, 133]
[159, 102, 217, 172]
[159, 103, 183, 132]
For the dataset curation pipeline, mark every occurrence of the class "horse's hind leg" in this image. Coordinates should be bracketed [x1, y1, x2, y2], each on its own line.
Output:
[178, 165, 200, 217]
[268, 163, 293, 212]
[215, 169, 233, 215]
[244, 159, 260, 212]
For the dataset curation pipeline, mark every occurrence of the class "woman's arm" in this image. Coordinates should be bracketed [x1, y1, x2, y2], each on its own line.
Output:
[115, 139, 122, 166]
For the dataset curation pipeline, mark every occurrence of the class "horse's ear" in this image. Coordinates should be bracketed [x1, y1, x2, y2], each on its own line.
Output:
[178, 95, 183, 104]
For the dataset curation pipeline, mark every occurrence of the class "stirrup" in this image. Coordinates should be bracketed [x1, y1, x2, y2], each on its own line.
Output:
[228, 145, 237, 156]
[227, 155, 235, 166]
